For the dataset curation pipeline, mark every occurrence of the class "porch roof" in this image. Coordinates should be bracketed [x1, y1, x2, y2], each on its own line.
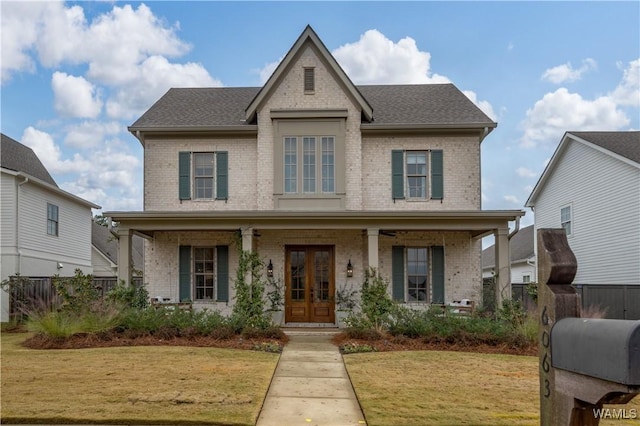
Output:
[105, 209, 525, 238]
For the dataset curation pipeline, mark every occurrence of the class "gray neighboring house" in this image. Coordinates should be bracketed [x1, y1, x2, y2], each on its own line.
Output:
[525, 131, 640, 285]
[91, 221, 144, 278]
[1, 134, 100, 322]
[482, 224, 535, 284]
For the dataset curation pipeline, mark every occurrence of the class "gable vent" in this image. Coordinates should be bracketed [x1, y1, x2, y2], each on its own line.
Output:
[304, 67, 315, 92]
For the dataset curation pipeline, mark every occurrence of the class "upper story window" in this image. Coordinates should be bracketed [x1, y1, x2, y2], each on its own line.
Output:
[179, 151, 228, 201]
[284, 136, 335, 194]
[304, 67, 315, 93]
[194, 153, 214, 199]
[392, 150, 443, 200]
[561, 205, 572, 236]
[47, 203, 58, 236]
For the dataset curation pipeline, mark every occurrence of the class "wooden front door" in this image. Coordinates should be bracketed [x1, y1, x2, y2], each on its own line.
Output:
[285, 246, 334, 323]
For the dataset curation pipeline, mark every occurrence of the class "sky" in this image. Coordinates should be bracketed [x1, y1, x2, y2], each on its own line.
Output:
[2, 1, 639, 236]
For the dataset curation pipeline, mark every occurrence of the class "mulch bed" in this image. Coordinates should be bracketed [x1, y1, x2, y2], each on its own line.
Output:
[332, 333, 538, 356]
[15, 329, 536, 356]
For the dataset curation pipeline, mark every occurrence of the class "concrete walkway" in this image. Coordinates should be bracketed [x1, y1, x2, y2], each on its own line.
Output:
[256, 330, 367, 426]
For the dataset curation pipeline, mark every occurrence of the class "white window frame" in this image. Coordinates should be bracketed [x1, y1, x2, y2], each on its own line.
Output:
[560, 204, 572, 237]
[283, 135, 335, 195]
[47, 203, 59, 236]
[193, 152, 215, 200]
[193, 247, 216, 301]
[523, 275, 531, 284]
[406, 247, 429, 303]
[405, 151, 428, 199]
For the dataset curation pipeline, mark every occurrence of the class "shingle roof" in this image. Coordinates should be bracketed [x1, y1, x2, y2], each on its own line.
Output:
[358, 84, 494, 125]
[568, 131, 640, 164]
[482, 225, 534, 269]
[92, 221, 144, 271]
[129, 84, 495, 130]
[1, 133, 58, 186]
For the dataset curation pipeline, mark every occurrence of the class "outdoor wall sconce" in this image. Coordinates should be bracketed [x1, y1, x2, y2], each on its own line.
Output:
[346, 259, 353, 277]
[267, 259, 274, 278]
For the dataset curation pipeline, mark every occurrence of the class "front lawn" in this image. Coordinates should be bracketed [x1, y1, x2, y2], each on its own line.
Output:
[345, 351, 640, 426]
[1, 332, 279, 425]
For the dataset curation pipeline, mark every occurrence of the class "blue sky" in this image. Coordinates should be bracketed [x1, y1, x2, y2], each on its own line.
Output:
[2, 1, 639, 234]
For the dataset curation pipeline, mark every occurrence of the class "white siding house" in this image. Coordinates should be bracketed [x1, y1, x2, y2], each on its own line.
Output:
[482, 224, 535, 284]
[1, 134, 100, 322]
[525, 131, 640, 285]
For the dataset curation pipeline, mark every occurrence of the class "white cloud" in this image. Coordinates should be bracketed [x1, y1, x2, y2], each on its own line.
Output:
[462, 90, 496, 121]
[21, 127, 92, 175]
[332, 29, 450, 85]
[106, 55, 221, 119]
[519, 88, 629, 149]
[516, 167, 537, 178]
[504, 195, 520, 204]
[610, 59, 640, 107]
[258, 58, 281, 85]
[52, 72, 103, 118]
[0, 1, 50, 83]
[64, 121, 122, 149]
[541, 58, 597, 84]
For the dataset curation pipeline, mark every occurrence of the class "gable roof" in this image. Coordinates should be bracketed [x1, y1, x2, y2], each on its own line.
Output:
[92, 221, 144, 271]
[129, 26, 496, 142]
[245, 25, 373, 124]
[1, 133, 58, 186]
[568, 131, 640, 164]
[525, 131, 640, 207]
[482, 224, 534, 269]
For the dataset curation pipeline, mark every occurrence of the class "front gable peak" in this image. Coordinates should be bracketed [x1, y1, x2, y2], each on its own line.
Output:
[245, 25, 373, 123]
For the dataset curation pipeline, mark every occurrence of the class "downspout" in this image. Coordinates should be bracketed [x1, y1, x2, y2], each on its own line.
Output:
[479, 126, 490, 143]
[508, 216, 520, 240]
[16, 175, 30, 274]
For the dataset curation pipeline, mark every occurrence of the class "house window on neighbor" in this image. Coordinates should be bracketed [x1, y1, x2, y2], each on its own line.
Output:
[407, 247, 429, 302]
[284, 135, 335, 194]
[304, 67, 315, 93]
[561, 205, 572, 236]
[406, 151, 428, 198]
[194, 247, 215, 300]
[47, 203, 59, 236]
[523, 275, 531, 283]
[193, 152, 214, 199]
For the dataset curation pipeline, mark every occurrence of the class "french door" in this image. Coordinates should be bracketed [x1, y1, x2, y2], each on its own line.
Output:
[285, 246, 335, 323]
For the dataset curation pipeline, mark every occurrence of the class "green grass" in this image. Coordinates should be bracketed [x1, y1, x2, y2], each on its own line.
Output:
[344, 351, 640, 426]
[1, 333, 279, 425]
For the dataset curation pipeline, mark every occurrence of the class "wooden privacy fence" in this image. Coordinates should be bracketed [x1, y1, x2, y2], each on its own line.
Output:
[4, 276, 143, 322]
[482, 281, 640, 320]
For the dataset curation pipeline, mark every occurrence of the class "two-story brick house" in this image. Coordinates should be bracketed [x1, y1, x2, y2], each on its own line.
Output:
[107, 26, 523, 325]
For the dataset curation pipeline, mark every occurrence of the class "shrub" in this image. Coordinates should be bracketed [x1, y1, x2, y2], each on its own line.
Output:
[231, 250, 270, 330]
[53, 269, 100, 314]
[106, 281, 149, 309]
[26, 301, 122, 337]
[345, 268, 396, 332]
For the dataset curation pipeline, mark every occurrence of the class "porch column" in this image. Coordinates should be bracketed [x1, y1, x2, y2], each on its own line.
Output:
[367, 228, 379, 271]
[241, 227, 253, 284]
[494, 227, 511, 307]
[117, 227, 132, 287]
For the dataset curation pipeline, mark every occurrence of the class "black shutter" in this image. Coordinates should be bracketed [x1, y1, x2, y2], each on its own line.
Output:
[179, 152, 191, 200]
[392, 246, 405, 302]
[179, 245, 191, 302]
[392, 150, 405, 200]
[431, 150, 443, 200]
[216, 246, 229, 302]
[216, 152, 228, 200]
[431, 246, 445, 304]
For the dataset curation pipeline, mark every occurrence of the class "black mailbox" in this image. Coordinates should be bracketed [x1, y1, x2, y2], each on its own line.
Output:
[551, 318, 640, 385]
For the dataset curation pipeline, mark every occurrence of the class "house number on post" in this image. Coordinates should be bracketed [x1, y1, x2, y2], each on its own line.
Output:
[541, 305, 551, 398]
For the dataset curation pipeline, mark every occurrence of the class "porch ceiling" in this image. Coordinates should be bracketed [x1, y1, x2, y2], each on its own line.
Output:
[105, 210, 525, 239]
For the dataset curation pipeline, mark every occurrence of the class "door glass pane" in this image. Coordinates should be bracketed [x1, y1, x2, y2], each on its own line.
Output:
[290, 250, 305, 301]
[314, 250, 330, 302]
